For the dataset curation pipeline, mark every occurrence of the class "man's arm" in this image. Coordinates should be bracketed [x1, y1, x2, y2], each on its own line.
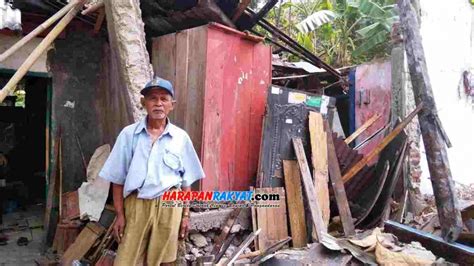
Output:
[112, 184, 126, 243]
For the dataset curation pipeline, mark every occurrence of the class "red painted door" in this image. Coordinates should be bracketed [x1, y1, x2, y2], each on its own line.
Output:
[355, 61, 392, 163]
[201, 24, 271, 191]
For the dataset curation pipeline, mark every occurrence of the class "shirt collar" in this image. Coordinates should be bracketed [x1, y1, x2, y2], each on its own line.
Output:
[134, 116, 175, 137]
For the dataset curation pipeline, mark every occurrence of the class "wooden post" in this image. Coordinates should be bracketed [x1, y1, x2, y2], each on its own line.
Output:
[0, 0, 78, 63]
[292, 138, 327, 242]
[398, 0, 463, 242]
[0, 0, 86, 103]
[103, 0, 153, 121]
[325, 121, 355, 236]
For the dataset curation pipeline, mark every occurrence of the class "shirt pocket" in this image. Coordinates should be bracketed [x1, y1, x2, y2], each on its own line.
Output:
[163, 149, 183, 174]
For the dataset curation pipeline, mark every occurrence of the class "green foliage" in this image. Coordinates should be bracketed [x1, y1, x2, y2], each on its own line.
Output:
[264, 0, 398, 67]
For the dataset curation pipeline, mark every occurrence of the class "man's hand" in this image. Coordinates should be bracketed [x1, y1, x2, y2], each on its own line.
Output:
[179, 216, 189, 240]
[114, 214, 126, 243]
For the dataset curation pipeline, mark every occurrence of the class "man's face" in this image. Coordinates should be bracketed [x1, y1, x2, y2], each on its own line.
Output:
[141, 88, 174, 120]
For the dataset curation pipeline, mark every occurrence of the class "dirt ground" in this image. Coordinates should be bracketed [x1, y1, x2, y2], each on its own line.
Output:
[0, 204, 43, 266]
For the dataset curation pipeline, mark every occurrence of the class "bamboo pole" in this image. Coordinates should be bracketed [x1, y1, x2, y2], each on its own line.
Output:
[0, 0, 78, 63]
[0, 0, 86, 103]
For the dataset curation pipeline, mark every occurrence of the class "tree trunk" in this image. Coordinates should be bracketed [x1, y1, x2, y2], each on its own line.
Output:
[103, 0, 153, 121]
[398, 0, 463, 242]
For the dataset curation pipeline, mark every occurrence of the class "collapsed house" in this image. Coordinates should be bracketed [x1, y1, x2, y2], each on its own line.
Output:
[0, 0, 473, 265]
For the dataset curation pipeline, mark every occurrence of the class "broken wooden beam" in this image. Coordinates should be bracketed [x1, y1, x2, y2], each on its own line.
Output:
[345, 114, 381, 144]
[0, 0, 78, 63]
[384, 220, 474, 265]
[292, 137, 327, 242]
[398, 0, 463, 242]
[325, 121, 355, 236]
[342, 103, 423, 183]
[0, 0, 86, 103]
[282, 160, 308, 248]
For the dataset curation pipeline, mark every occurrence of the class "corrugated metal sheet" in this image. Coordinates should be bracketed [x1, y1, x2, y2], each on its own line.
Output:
[0, 0, 21, 30]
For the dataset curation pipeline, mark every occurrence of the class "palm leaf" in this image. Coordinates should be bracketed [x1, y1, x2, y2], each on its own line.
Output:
[296, 10, 337, 33]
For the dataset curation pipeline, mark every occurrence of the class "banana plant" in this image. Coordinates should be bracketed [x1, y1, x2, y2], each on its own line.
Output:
[291, 0, 398, 66]
[351, 0, 399, 57]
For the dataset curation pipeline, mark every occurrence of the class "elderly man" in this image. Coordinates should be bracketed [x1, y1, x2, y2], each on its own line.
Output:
[99, 77, 205, 265]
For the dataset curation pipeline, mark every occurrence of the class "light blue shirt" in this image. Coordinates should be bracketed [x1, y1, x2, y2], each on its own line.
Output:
[99, 117, 205, 199]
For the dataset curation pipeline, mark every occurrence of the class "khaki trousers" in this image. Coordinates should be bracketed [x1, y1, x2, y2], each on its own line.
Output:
[114, 192, 183, 266]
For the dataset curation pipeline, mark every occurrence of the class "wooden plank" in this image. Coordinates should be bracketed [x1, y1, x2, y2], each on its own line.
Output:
[256, 187, 288, 249]
[212, 208, 241, 255]
[282, 160, 307, 248]
[345, 113, 381, 144]
[292, 137, 327, 242]
[385, 220, 474, 265]
[152, 34, 176, 91]
[174, 30, 189, 130]
[342, 103, 423, 183]
[61, 222, 105, 265]
[186, 26, 207, 159]
[308, 112, 330, 230]
[325, 121, 355, 236]
[227, 229, 261, 265]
